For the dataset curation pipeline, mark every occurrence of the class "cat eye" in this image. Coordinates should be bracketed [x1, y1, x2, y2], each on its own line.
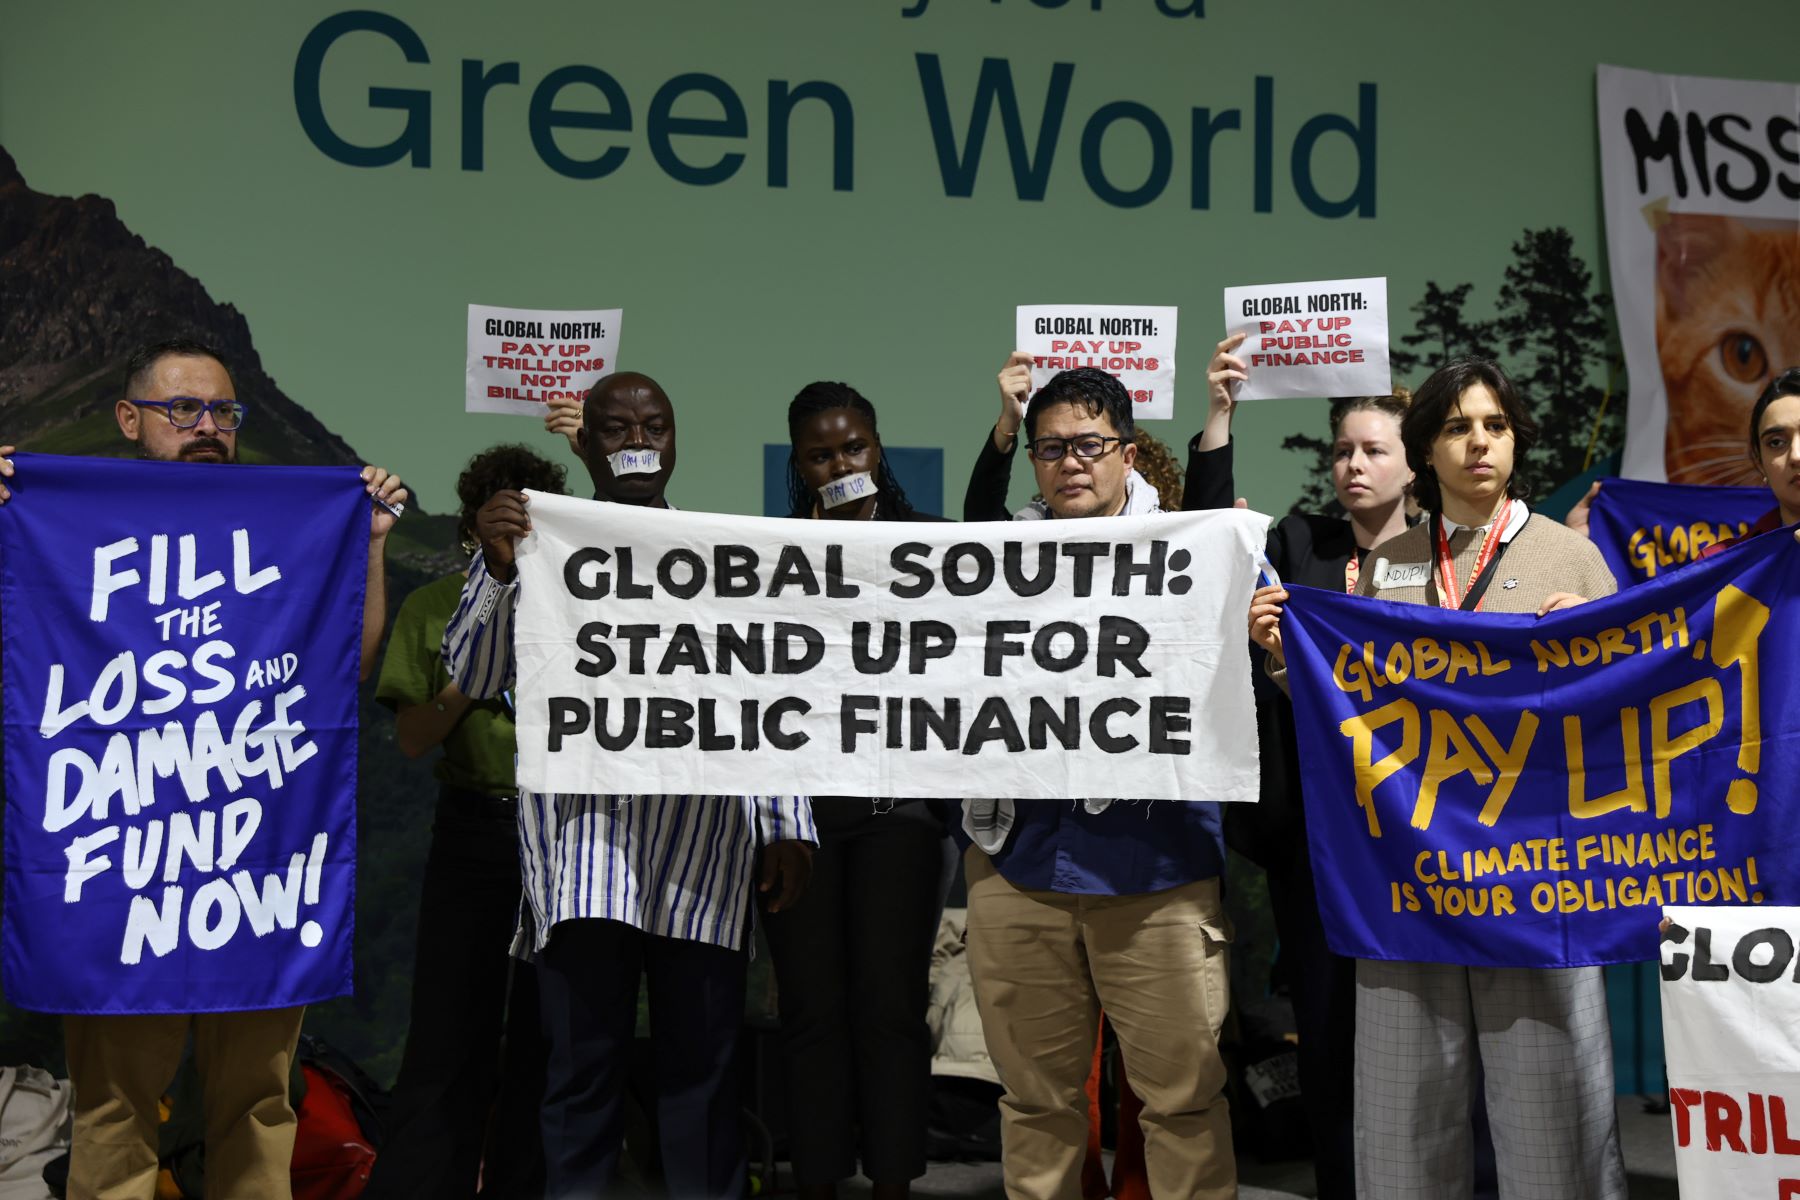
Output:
[1719, 333, 1768, 384]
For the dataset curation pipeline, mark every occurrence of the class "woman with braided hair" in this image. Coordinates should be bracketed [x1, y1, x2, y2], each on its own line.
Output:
[765, 381, 954, 1200]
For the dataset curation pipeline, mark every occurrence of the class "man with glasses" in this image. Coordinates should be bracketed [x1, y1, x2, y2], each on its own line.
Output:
[0, 337, 406, 1200]
[957, 358, 1237, 1200]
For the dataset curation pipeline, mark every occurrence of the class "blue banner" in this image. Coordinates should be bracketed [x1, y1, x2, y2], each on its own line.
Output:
[1, 455, 367, 1013]
[1282, 528, 1800, 968]
[1587, 477, 1771, 586]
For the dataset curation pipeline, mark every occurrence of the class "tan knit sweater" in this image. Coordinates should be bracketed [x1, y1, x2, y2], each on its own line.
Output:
[1356, 512, 1617, 611]
[1270, 512, 1615, 693]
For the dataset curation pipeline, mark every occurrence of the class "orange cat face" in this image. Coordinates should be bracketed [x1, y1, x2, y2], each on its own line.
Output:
[1657, 213, 1800, 485]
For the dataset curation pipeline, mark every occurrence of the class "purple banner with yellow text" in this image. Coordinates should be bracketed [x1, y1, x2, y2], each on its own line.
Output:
[1586, 477, 1772, 586]
[1282, 527, 1799, 968]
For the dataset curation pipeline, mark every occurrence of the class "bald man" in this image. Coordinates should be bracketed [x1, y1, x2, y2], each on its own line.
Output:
[444, 372, 817, 1199]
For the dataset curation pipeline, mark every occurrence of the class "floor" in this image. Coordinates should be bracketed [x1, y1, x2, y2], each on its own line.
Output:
[830, 1096, 1679, 1198]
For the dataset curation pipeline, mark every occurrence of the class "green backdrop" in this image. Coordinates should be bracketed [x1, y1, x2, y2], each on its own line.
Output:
[5, 0, 1793, 516]
[3, 0, 1789, 1094]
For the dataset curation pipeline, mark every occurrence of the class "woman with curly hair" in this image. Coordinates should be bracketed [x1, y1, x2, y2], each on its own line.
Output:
[367, 443, 567, 1200]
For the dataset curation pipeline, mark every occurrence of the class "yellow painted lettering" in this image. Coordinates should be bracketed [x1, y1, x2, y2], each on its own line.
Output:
[1413, 638, 1448, 681]
[1465, 712, 1539, 827]
[1531, 639, 1568, 673]
[1649, 678, 1724, 819]
[1564, 707, 1648, 819]
[1710, 585, 1769, 815]
[1338, 698, 1420, 838]
[1413, 710, 1493, 831]
[1331, 643, 1372, 702]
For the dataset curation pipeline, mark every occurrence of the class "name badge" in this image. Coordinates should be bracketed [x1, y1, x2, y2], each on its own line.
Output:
[1374, 560, 1429, 590]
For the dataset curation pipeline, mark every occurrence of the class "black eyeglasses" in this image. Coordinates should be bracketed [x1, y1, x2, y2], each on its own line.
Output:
[1027, 435, 1121, 463]
[130, 398, 248, 431]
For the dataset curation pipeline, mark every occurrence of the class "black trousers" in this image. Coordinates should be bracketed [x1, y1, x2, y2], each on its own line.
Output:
[761, 799, 951, 1185]
[1267, 854, 1356, 1200]
[537, 917, 749, 1200]
[366, 786, 547, 1200]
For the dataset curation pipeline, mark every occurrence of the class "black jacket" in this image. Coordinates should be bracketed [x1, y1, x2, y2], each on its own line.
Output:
[1184, 437, 1364, 871]
[963, 427, 1237, 521]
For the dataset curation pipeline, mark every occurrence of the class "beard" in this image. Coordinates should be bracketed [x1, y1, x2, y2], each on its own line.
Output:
[154, 436, 234, 463]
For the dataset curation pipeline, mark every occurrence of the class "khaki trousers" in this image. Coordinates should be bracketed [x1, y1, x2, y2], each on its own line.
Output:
[964, 848, 1236, 1200]
[63, 1007, 305, 1200]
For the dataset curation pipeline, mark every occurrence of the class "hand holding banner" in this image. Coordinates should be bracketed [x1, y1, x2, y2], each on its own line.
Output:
[0, 456, 367, 1014]
[1220, 277, 1390, 401]
[1014, 305, 1178, 421]
[511, 498, 1266, 802]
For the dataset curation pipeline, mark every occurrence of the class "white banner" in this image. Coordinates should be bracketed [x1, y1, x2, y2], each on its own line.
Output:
[1598, 65, 1800, 486]
[465, 303, 622, 417]
[1221, 277, 1390, 401]
[1015, 305, 1179, 421]
[511, 497, 1266, 801]
[1661, 905, 1800, 1199]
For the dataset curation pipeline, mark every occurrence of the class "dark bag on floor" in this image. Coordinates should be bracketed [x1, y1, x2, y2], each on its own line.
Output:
[926, 1077, 1003, 1162]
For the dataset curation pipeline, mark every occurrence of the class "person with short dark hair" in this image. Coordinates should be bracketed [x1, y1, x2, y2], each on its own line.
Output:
[441, 372, 817, 1200]
[1719, 367, 1800, 544]
[364, 443, 568, 1200]
[763, 381, 953, 1200]
[1568, 367, 1800, 554]
[0, 336, 407, 1200]
[957, 357, 1237, 1200]
[1251, 357, 1627, 1200]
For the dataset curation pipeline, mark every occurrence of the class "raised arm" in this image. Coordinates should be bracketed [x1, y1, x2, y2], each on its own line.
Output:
[964, 351, 1032, 521]
[1184, 334, 1246, 511]
[441, 550, 518, 699]
[359, 465, 409, 681]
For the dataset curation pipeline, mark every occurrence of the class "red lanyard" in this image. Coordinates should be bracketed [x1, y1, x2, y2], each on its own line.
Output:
[1343, 553, 1360, 595]
[1434, 501, 1512, 611]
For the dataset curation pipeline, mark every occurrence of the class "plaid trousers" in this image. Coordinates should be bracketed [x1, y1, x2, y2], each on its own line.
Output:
[1353, 959, 1627, 1200]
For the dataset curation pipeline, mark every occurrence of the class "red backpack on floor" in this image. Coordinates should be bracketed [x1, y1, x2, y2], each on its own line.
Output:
[291, 1061, 378, 1200]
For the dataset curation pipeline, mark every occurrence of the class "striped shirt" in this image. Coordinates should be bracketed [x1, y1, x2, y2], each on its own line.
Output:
[442, 551, 815, 951]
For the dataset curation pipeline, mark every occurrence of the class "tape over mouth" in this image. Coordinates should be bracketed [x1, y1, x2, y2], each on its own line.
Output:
[819, 471, 876, 509]
[607, 449, 661, 476]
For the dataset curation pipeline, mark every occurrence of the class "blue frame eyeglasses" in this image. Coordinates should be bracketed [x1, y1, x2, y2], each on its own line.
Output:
[129, 397, 249, 431]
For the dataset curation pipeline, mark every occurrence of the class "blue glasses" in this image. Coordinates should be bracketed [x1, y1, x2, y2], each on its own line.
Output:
[130, 397, 248, 431]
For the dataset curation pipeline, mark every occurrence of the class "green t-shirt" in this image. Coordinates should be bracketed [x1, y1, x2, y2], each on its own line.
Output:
[376, 571, 517, 798]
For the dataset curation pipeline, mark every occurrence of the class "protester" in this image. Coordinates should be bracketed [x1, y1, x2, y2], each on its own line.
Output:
[957, 361, 1236, 1200]
[1250, 356, 1628, 1199]
[1733, 367, 1800, 536]
[1188, 331, 1413, 1198]
[365, 444, 567, 1200]
[442, 371, 817, 1200]
[1567, 366, 1800, 553]
[763, 382, 955, 1200]
[0, 337, 406, 1200]
[966, 352, 1233, 519]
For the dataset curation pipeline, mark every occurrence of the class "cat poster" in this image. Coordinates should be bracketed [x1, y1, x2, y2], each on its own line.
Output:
[1598, 65, 1800, 488]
